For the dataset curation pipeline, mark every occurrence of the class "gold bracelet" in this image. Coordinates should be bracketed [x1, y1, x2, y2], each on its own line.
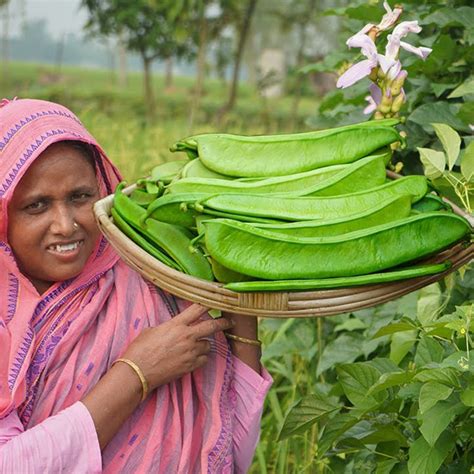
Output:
[113, 358, 149, 402]
[225, 332, 262, 347]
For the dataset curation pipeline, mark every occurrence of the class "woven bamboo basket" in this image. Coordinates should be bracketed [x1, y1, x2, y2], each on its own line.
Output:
[93, 181, 474, 318]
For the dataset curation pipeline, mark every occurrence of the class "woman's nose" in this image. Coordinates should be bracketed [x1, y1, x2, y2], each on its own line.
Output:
[50, 207, 77, 235]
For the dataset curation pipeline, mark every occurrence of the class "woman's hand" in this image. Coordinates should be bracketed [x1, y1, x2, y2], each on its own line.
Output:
[122, 304, 233, 391]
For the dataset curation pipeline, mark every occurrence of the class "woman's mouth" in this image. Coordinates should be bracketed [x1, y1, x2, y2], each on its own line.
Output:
[47, 240, 84, 259]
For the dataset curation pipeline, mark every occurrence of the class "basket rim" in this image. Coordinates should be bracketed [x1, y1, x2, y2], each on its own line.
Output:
[93, 182, 474, 317]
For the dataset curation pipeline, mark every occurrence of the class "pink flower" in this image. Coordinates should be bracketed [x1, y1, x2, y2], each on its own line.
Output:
[364, 84, 382, 114]
[386, 21, 432, 61]
[336, 34, 380, 89]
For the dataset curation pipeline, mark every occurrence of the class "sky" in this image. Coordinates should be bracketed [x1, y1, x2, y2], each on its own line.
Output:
[7, 0, 87, 39]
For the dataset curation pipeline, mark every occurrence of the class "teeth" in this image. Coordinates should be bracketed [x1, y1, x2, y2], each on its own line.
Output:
[51, 242, 80, 253]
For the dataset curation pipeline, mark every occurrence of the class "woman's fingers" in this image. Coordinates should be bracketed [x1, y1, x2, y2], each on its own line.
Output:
[192, 317, 233, 340]
[175, 304, 209, 324]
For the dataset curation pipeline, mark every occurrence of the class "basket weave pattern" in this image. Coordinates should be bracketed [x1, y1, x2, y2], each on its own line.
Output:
[94, 186, 474, 318]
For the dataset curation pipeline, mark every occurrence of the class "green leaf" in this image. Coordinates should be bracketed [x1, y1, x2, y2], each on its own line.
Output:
[448, 78, 474, 99]
[421, 6, 474, 29]
[373, 320, 418, 339]
[461, 141, 474, 183]
[317, 413, 359, 457]
[418, 148, 446, 180]
[334, 317, 367, 332]
[414, 367, 460, 387]
[408, 431, 455, 474]
[419, 398, 465, 446]
[460, 379, 474, 407]
[419, 382, 453, 414]
[416, 283, 442, 326]
[369, 371, 415, 394]
[376, 459, 398, 474]
[337, 363, 387, 410]
[414, 336, 444, 368]
[390, 331, 418, 365]
[316, 333, 364, 376]
[432, 123, 461, 171]
[409, 102, 470, 133]
[278, 393, 340, 441]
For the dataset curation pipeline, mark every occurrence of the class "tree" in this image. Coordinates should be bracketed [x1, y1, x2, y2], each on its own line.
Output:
[218, 0, 259, 119]
[82, 0, 194, 119]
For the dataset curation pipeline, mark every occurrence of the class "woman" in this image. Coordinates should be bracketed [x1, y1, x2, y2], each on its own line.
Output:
[0, 98, 271, 473]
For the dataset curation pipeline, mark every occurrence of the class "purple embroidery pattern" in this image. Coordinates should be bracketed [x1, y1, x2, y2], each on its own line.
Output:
[85, 362, 94, 376]
[0, 129, 86, 197]
[8, 327, 34, 391]
[207, 349, 234, 473]
[6, 273, 19, 323]
[0, 108, 82, 152]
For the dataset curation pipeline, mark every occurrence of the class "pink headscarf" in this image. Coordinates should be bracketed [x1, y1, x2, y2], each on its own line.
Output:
[0, 98, 234, 472]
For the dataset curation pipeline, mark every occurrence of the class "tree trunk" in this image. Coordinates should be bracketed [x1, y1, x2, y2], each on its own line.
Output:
[164, 56, 173, 89]
[290, 0, 316, 130]
[117, 33, 127, 88]
[218, 0, 258, 120]
[142, 55, 156, 120]
[188, 4, 207, 132]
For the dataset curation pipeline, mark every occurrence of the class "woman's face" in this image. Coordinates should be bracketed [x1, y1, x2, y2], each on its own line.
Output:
[7, 142, 101, 294]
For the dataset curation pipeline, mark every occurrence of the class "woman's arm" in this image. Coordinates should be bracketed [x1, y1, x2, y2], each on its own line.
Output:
[223, 313, 261, 373]
[0, 403, 101, 473]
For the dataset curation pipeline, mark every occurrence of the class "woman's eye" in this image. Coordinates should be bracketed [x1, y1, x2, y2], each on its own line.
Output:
[25, 200, 46, 212]
[71, 192, 93, 202]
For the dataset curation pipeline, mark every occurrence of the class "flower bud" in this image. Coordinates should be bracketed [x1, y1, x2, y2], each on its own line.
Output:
[379, 90, 392, 114]
[390, 70, 408, 96]
[391, 93, 405, 113]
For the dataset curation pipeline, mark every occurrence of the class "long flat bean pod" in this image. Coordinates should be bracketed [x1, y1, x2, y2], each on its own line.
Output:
[171, 121, 401, 177]
[166, 153, 388, 197]
[195, 176, 428, 221]
[203, 214, 470, 280]
[146, 192, 282, 226]
[111, 207, 182, 271]
[113, 184, 213, 280]
[252, 195, 412, 237]
[181, 158, 234, 180]
[224, 262, 452, 292]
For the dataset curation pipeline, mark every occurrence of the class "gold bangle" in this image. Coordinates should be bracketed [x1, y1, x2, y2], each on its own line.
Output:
[113, 358, 149, 402]
[225, 332, 262, 347]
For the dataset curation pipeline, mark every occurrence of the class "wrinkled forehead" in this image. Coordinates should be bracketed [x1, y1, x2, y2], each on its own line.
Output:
[0, 98, 121, 234]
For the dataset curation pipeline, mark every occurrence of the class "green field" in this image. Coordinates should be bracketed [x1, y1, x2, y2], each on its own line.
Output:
[1, 62, 319, 181]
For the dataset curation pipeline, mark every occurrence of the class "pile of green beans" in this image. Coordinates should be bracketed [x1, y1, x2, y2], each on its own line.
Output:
[111, 119, 472, 290]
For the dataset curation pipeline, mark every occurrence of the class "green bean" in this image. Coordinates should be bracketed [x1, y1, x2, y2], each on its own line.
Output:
[181, 158, 234, 180]
[411, 194, 452, 213]
[111, 207, 182, 271]
[146, 192, 283, 227]
[251, 195, 412, 237]
[150, 159, 189, 184]
[113, 183, 213, 280]
[167, 152, 388, 197]
[193, 176, 428, 222]
[224, 261, 452, 292]
[202, 213, 470, 280]
[130, 188, 159, 207]
[170, 121, 401, 177]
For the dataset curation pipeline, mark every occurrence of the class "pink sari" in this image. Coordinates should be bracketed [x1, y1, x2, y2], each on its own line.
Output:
[0, 98, 235, 472]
